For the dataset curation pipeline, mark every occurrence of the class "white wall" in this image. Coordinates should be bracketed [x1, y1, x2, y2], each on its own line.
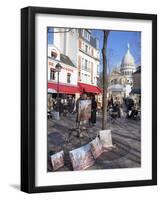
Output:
[66, 29, 78, 66]
[48, 57, 78, 85]
[0, 0, 160, 200]
[54, 28, 66, 53]
[53, 28, 78, 66]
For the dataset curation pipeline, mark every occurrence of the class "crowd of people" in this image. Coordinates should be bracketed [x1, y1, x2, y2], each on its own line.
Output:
[48, 95, 76, 116]
[48, 94, 140, 125]
[48, 94, 98, 126]
[107, 95, 141, 120]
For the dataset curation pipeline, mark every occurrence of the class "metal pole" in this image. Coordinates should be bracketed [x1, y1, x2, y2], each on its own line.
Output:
[57, 71, 60, 116]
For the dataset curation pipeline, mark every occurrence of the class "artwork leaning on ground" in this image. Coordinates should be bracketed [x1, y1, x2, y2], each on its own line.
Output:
[47, 26, 141, 172]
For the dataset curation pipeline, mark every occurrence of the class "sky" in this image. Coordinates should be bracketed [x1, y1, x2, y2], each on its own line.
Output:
[92, 30, 141, 73]
[48, 27, 54, 44]
[48, 28, 141, 73]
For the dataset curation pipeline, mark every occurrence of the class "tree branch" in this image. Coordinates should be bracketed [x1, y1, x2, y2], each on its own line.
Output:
[48, 28, 73, 34]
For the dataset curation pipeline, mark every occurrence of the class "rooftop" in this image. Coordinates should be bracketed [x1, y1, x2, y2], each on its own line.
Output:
[48, 54, 75, 67]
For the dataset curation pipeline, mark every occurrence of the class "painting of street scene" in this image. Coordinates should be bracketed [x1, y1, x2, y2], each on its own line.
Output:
[47, 27, 141, 172]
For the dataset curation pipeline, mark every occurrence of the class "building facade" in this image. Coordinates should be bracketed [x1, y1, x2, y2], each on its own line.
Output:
[131, 66, 141, 107]
[78, 29, 100, 86]
[48, 28, 101, 100]
[48, 28, 80, 98]
[48, 46, 78, 90]
[108, 68, 126, 100]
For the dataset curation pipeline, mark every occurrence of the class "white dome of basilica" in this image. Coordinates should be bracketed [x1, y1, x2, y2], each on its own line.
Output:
[121, 43, 135, 68]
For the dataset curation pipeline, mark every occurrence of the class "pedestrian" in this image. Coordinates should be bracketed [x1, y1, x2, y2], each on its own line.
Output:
[74, 94, 83, 127]
[90, 95, 97, 126]
[68, 96, 73, 113]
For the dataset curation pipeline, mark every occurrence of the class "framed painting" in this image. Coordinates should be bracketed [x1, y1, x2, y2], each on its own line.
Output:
[21, 6, 157, 193]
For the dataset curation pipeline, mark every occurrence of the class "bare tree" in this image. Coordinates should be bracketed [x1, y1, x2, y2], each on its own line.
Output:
[102, 30, 110, 130]
[48, 28, 73, 34]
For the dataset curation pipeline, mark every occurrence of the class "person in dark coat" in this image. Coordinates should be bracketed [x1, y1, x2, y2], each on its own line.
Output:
[90, 95, 97, 126]
[75, 94, 83, 124]
[68, 96, 74, 113]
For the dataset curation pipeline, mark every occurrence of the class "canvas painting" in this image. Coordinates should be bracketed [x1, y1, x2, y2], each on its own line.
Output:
[78, 100, 91, 122]
[90, 137, 104, 159]
[69, 144, 95, 170]
[50, 150, 64, 171]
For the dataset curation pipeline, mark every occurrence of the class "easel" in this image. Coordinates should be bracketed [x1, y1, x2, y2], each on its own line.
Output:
[67, 120, 91, 143]
[66, 99, 93, 142]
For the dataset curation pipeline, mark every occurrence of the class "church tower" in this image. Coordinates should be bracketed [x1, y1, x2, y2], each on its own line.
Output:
[120, 43, 136, 85]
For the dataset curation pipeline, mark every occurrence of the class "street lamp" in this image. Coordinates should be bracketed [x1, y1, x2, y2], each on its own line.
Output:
[55, 63, 62, 120]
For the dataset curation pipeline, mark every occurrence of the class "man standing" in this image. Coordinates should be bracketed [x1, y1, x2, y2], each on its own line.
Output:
[90, 95, 97, 126]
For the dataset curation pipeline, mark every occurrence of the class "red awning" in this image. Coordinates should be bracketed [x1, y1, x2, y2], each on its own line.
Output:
[48, 82, 80, 94]
[78, 82, 102, 94]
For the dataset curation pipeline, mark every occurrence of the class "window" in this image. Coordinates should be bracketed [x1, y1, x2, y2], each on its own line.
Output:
[85, 59, 88, 70]
[88, 61, 90, 72]
[51, 50, 57, 59]
[120, 78, 122, 84]
[50, 68, 56, 80]
[85, 44, 88, 53]
[97, 51, 100, 58]
[114, 79, 117, 84]
[78, 71, 81, 81]
[83, 30, 90, 41]
[97, 64, 99, 75]
[82, 29, 85, 37]
[81, 58, 84, 67]
[84, 30, 87, 38]
[87, 33, 90, 41]
[67, 73, 71, 83]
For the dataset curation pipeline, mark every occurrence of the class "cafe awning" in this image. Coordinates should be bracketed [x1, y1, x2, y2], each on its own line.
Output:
[78, 82, 102, 94]
[48, 82, 80, 94]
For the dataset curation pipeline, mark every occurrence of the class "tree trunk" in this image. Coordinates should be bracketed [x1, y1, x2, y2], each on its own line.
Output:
[102, 30, 109, 130]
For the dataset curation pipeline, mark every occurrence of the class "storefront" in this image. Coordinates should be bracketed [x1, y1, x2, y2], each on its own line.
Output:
[48, 82, 80, 111]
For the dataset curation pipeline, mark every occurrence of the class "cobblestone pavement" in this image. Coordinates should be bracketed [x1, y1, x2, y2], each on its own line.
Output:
[47, 112, 141, 172]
